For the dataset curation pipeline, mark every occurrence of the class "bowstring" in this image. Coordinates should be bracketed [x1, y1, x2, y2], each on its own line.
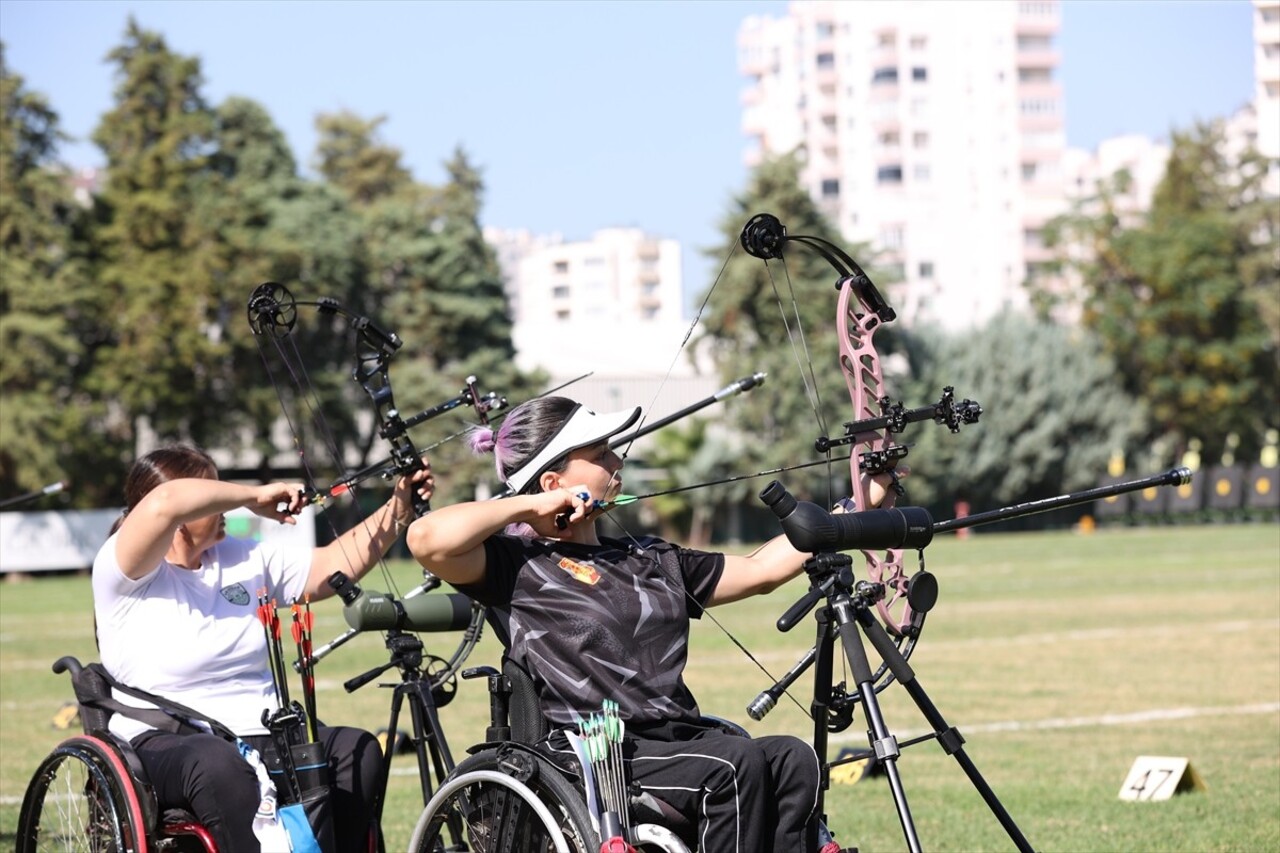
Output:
[612, 243, 741, 471]
[253, 322, 404, 600]
[764, 257, 838, 511]
[586, 241, 822, 721]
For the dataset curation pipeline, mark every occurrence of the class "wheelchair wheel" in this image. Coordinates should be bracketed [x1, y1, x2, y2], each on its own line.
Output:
[16, 735, 148, 853]
[408, 747, 597, 853]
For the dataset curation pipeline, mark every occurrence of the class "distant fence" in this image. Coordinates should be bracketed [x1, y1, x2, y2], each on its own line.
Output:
[0, 507, 317, 574]
[1093, 464, 1279, 522]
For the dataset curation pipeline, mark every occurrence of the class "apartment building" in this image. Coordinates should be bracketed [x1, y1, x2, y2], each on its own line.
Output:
[1061, 134, 1171, 222]
[738, 0, 1066, 328]
[1255, 0, 1280, 195]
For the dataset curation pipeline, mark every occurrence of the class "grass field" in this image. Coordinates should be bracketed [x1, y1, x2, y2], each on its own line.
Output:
[1, 523, 1277, 852]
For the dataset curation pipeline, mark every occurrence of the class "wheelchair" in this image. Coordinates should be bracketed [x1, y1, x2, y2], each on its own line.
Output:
[406, 658, 741, 853]
[16, 656, 216, 852]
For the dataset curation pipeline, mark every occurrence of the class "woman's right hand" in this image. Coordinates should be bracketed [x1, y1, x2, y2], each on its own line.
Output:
[248, 482, 307, 525]
[529, 484, 594, 535]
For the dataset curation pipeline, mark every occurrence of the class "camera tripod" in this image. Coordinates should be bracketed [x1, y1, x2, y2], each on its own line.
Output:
[782, 551, 1035, 853]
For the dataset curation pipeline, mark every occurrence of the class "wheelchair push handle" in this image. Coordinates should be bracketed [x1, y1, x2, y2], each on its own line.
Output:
[52, 656, 85, 677]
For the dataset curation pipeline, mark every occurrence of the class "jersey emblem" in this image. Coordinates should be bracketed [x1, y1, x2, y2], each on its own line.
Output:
[220, 582, 251, 605]
[557, 557, 600, 585]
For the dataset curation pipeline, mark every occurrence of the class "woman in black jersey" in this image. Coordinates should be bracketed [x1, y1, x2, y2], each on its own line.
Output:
[407, 396, 898, 853]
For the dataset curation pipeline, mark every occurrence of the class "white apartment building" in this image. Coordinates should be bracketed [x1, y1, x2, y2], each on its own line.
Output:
[486, 227, 722, 419]
[738, 0, 1066, 328]
[1254, 0, 1280, 195]
[1061, 134, 1171, 222]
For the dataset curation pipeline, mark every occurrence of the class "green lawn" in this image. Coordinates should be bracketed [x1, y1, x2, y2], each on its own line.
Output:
[2, 523, 1277, 851]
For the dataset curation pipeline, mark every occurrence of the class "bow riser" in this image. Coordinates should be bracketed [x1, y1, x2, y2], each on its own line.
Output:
[836, 277, 914, 636]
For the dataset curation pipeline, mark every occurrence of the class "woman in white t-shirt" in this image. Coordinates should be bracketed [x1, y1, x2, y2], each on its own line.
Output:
[93, 444, 432, 852]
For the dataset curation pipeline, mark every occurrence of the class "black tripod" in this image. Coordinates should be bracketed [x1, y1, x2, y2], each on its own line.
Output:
[788, 551, 1034, 853]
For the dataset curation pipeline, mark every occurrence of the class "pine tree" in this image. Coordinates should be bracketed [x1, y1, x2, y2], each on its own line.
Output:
[0, 43, 101, 502]
[88, 19, 228, 449]
[903, 312, 1146, 514]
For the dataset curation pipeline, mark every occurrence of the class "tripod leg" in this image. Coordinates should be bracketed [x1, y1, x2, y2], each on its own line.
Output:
[831, 600, 924, 853]
[404, 681, 457, 802]
[854, 607, 1035, 853]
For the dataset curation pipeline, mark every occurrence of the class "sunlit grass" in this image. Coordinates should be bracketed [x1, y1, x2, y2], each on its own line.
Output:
[2, 523, 1276, 851]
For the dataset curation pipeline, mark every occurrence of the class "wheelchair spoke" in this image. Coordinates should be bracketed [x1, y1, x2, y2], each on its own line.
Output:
[17, 738, 144, 853]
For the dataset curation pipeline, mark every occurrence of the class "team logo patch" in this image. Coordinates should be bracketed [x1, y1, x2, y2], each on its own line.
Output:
[557, 557, 600, 585]
[220, 583, 251, 605]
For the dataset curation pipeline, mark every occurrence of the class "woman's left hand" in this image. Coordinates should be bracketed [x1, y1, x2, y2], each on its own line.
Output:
[391, 458, 435, 517]
[853, 466, 910, 510]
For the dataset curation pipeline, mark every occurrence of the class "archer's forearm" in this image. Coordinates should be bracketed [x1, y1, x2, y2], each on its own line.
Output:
[305, 498, 406, 599]
[407, 496, 542, 564]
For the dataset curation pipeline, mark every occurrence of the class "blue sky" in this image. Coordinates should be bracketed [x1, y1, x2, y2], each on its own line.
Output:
[0, 0, 1257, 296]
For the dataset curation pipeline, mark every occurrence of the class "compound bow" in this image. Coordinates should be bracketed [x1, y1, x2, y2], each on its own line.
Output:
[246, 281, 503, 691]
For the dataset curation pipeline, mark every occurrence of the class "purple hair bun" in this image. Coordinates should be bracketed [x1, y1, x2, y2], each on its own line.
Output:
[468, 426, 497, 454]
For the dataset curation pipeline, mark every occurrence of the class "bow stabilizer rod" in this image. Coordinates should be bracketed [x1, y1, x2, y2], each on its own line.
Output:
[933, 467, 1192, 534]
[609, 371, 767, 449]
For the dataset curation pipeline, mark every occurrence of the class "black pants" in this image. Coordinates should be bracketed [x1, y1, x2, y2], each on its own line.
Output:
[552, 721, 820, 853]
[132, 725, 380, 852]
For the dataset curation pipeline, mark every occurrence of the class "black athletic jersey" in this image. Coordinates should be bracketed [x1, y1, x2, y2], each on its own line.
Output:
[458, 534, 725, 726]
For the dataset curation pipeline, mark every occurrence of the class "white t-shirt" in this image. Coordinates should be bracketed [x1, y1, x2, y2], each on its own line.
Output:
[92, 533, 311, 741]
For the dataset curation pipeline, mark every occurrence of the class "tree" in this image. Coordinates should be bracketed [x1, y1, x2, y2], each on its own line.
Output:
[0, 43, 101, 502]
[901, 312, 1147, 514]
[1038, 121, 1279, 463]
[308, 116, 532, 501]
[691, 152, 902, 504]
[87, 19, 232, 454]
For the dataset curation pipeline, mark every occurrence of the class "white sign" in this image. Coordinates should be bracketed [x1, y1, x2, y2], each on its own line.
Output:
[1118, 756, 1207, 801]
[0, 507, 315, 573]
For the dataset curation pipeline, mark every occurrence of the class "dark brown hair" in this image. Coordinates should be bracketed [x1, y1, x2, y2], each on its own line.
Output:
[108, 446, 218, 536]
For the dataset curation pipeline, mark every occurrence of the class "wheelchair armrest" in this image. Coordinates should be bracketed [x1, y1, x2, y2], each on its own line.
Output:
[699, 715, 750, 738]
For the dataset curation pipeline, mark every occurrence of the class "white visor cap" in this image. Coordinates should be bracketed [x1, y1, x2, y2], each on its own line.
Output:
[504, 404, 642, 494]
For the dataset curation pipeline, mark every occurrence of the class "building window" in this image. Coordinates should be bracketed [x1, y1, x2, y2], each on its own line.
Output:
[553, 260, 569, 273]
[1021, 162, 1037, 181]
[821, 178, 841, 198]
[877, 31, 897, 48]
[552, 285, 570, 298]
[913, 131, 929, 148]
[913, 164, 931, 181]
[1023, 228, 1044, 248]
[909, 35, 927, 50]
[555, 309, 570, 321]
[878, 130, 900, 147]
[1018, 2, 1057, 15]
[877, 165, 903, 184]
[816, 21, 835, 38]
[1019, 98, 1058, 116]
[872, 67, 899, 84]
[816, 52, 835, 70]
[919, 261, 934, 278]
[1018, 66, 1054, 83]
[880, 225, 904, 248]
[1017, 34, 1054, 51]
[912, 67, 928, 82]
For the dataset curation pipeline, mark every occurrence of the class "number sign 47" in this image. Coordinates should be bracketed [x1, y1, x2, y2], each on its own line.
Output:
[1118, 756, 1207, 801]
